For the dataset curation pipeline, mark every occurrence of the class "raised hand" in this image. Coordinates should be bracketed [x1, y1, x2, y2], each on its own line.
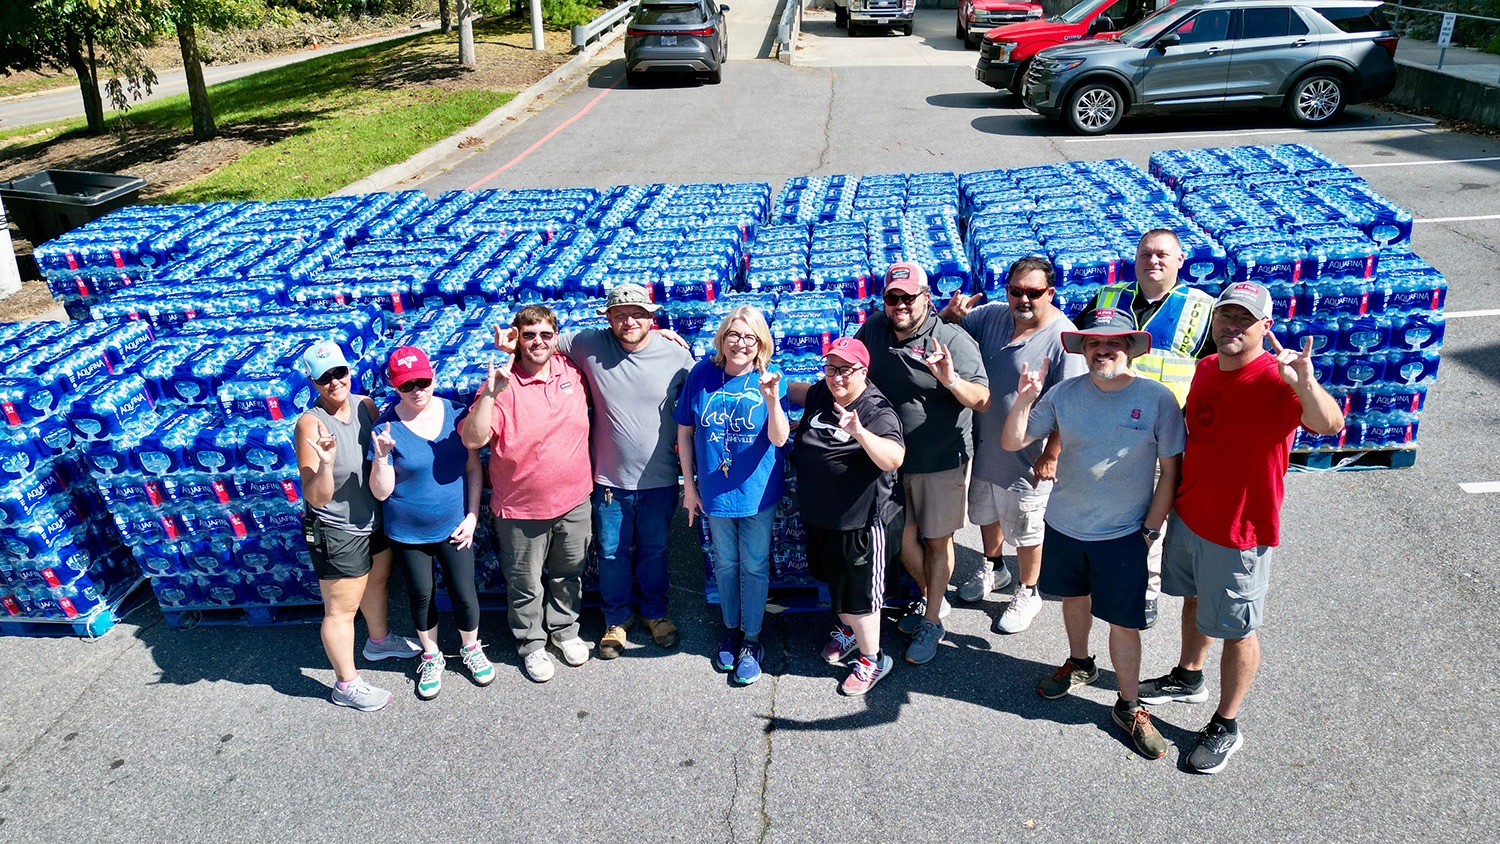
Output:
[492, 325, 518, 354]
[1016, 359, 1049, 401]
[449, 513, 477, 550]
[306, 429, 337, 465]
[1268, 333, 1316, 389]
[836, 403, 864, 438]
[372, 422, 395, 460]
[481, 356, 512, 399]
[924, 341, 958, 387]
[758, 367, 782, 400]
[946, 291, 984, 319]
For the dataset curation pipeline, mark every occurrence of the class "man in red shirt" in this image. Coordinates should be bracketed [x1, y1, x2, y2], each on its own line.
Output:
[1139, 281, 1344, 774]
[462, 305, 594, 683]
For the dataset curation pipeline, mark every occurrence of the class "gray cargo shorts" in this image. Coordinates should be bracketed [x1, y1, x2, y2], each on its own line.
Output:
[1161, 512, 1272, 640]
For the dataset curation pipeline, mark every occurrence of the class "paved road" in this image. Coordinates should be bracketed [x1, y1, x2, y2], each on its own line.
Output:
[0, 23, 440, 130]
[4, 9, 1499, 842]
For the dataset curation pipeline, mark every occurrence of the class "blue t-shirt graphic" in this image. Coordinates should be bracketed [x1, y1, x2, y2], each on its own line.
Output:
[672, 360, 788, 518]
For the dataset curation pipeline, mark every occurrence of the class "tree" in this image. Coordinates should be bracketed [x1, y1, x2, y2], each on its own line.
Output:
[160, 0, 264, 141]
[458, 0, 475, 67]
[0, 0, 158, 135]
[439, 0, 452, 33]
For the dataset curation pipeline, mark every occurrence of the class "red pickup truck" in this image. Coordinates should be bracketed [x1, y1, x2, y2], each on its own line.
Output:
[956, 1, 1044, 50]
[975, 0, 1168, 95]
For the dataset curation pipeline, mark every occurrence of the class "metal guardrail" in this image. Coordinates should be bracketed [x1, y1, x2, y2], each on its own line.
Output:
[1384, 2, 1500, 76]
[777, 0, 804, 63]
[573, 1, 638, 48]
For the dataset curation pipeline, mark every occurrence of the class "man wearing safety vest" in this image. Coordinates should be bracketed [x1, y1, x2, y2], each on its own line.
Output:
[1077, 229, 1216, 627]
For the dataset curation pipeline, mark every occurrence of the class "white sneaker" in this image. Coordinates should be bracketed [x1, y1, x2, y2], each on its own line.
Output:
[551, 634, 590, 667]
[958, 563, 1014, 602]
[523, 650, 555, 683]
[996, 584, 1043, 634]
[362, 634, 423, 661]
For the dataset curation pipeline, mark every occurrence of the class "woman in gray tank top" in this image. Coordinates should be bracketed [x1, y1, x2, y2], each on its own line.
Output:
[294, 340, 422, 712]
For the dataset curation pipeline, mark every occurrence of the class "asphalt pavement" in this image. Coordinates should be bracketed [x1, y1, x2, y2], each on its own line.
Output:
[3, 9, 1498, 842]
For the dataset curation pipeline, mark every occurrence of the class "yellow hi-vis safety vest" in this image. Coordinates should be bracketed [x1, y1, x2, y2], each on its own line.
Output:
[1093, 282, 1214, 407]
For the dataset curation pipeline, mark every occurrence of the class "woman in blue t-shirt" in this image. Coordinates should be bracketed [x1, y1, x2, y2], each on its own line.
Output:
[673, 305, 789, 685]
[369, 346, 489, 701]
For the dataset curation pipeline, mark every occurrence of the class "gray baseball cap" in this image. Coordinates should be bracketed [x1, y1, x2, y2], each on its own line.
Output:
[597, 282, 662, 315]
[1215, 281, 1273, 321]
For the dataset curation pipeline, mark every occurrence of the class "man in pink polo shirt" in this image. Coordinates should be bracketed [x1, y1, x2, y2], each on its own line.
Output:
[462, 305, 593, 683]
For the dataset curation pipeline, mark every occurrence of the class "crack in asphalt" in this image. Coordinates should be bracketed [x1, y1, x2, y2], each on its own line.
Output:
[0, 615, 162, 781]
[815, 71, 836, 174]
[753, 614, 786, 844]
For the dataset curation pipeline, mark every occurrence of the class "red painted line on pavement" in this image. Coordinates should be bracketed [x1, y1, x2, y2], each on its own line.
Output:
[466, 75, 623, 190]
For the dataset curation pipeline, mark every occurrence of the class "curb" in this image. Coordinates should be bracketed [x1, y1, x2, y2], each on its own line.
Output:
[335, 25, 628, 196]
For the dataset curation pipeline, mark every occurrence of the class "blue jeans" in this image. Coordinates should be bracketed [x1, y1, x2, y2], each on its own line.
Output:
[594, 484, 676, 626]
[706, 508, 775, 638]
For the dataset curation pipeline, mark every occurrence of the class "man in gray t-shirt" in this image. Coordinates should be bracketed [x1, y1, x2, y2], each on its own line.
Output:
[1001, 307, 1185, 762]
[550, 284, 693, 658]
[940, 256, 1086, 635]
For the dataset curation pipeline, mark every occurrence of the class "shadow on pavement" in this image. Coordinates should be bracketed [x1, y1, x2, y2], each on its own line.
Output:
[927, 91, 1011, 110]
[1436, 339, 1500, 387]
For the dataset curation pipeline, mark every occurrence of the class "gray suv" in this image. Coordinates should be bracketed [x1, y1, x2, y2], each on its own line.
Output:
[1023, 0, 1398, 134]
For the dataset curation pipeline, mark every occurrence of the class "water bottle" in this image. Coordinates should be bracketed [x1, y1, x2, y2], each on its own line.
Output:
[1391, 312, 1444, 352]
[1336, 315, 1391, 355]
[1384, 349, 1440, 385]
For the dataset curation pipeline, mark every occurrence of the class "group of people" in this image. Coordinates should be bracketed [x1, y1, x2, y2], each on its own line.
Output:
[293, 228, 1344, 775]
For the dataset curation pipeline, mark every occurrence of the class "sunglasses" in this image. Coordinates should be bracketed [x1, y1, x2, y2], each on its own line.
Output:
[519, 329, 556, 341]
[395, 379, 432, 393]
[1007, 287, 1051, 300]
[883, 292, 922, 307]
[313, 366, 349, 386]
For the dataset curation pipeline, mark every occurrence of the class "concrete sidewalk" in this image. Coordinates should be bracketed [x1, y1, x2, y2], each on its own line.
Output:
[1397, 38, 1500, 88]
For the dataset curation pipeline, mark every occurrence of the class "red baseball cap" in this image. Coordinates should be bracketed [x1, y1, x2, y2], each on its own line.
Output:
[387, 345, 435, 387]
[884, 261, 928, 297]
[825, 337, 870, 369]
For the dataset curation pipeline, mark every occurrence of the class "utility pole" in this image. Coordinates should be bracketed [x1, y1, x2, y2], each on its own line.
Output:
[0, 198, 23, 299]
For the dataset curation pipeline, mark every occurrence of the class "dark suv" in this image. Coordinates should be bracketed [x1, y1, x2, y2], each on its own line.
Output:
[625, 0, 730, 85]
[1022, 0, 1398, 134]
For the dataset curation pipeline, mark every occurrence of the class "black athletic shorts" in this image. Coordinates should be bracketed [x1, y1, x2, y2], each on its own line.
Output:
[304, 512, 388, 581]
[805, 513, 904, 616]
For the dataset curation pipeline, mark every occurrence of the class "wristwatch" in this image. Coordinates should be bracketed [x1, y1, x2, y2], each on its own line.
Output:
[1142, 526, 1162, 543]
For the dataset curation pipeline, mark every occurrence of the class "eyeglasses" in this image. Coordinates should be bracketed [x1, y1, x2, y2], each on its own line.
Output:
[395, 379, 432, 393]
[519, 329, 556, 341]
[1007, 287, 1051, 300]
[883, 292, 922, 307]
[824, 364, 864, 379]
[723, 331, 759, 347]
[314, 366, 349, 386]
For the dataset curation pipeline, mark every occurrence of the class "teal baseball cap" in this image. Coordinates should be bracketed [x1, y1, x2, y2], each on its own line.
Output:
[299, 340, 350, 381]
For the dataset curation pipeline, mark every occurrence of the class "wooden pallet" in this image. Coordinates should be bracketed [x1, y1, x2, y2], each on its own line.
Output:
[1289, 446, 1417, 472]
[0, 578, 151, 640]
[160, 601, 324, 629]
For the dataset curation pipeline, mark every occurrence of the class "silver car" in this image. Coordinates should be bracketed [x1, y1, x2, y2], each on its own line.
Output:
[1023, 0, 1398, 135]
[626, 0, 730, 85]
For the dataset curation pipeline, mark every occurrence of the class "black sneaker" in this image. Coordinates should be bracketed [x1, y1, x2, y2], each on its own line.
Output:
[1186, 721, 1244, 774]
[1139, 669, 1209, 705]
[1142, 597, 1159, 629]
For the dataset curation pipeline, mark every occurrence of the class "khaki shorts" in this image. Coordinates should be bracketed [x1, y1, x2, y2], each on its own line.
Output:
[902, 461, 970, 540]
[966, 478, 1048, 547]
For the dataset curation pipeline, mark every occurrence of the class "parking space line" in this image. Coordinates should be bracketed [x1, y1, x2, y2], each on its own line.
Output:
[1061, 122, 1435, 144]
[1459, 482, 1500, 494]
[467, 76, 623, 190]
[1415, 214, 1500, 224]
[1444, 309, 1500, 319]
[1352, 156, 1500, 169]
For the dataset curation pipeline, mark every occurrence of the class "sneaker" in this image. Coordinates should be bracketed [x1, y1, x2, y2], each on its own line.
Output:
[645, 617, 680, 648]
[550, 634, 590, 667]
[362, 634, 423, 661]
[416, 652, 445, 700]
[330, 678, 392, 712]
[820, 625, 858, 665]
[1037, 657, 1098, 699]
[896, 596, 951, 635]
[599, 615, 635, 660]
[733, 642, 764, 685]
[996, 584, 1043, 634]
[523, 649, 555, 683]
[461, 642, 495, 686]
[714, 629, 743, 672]
[1143, 597, 1159, 629]
[957, 563, 993, 602]
[1139, 669, 1210, 705]
[840, 653, 893, 695]
[1186, 721, 1244, 774]
[905, 619, 944, 665]
[1112, 704, 1169, 759]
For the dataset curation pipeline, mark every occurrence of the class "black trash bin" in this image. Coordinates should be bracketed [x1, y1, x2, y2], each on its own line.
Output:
[0, 169, 147, 246]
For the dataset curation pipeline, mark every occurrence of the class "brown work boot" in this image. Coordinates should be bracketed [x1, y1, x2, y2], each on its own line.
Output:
[598, 615, 635, 660]
[644, 616, 680, 648]
[1112, 703, 1169, 760]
